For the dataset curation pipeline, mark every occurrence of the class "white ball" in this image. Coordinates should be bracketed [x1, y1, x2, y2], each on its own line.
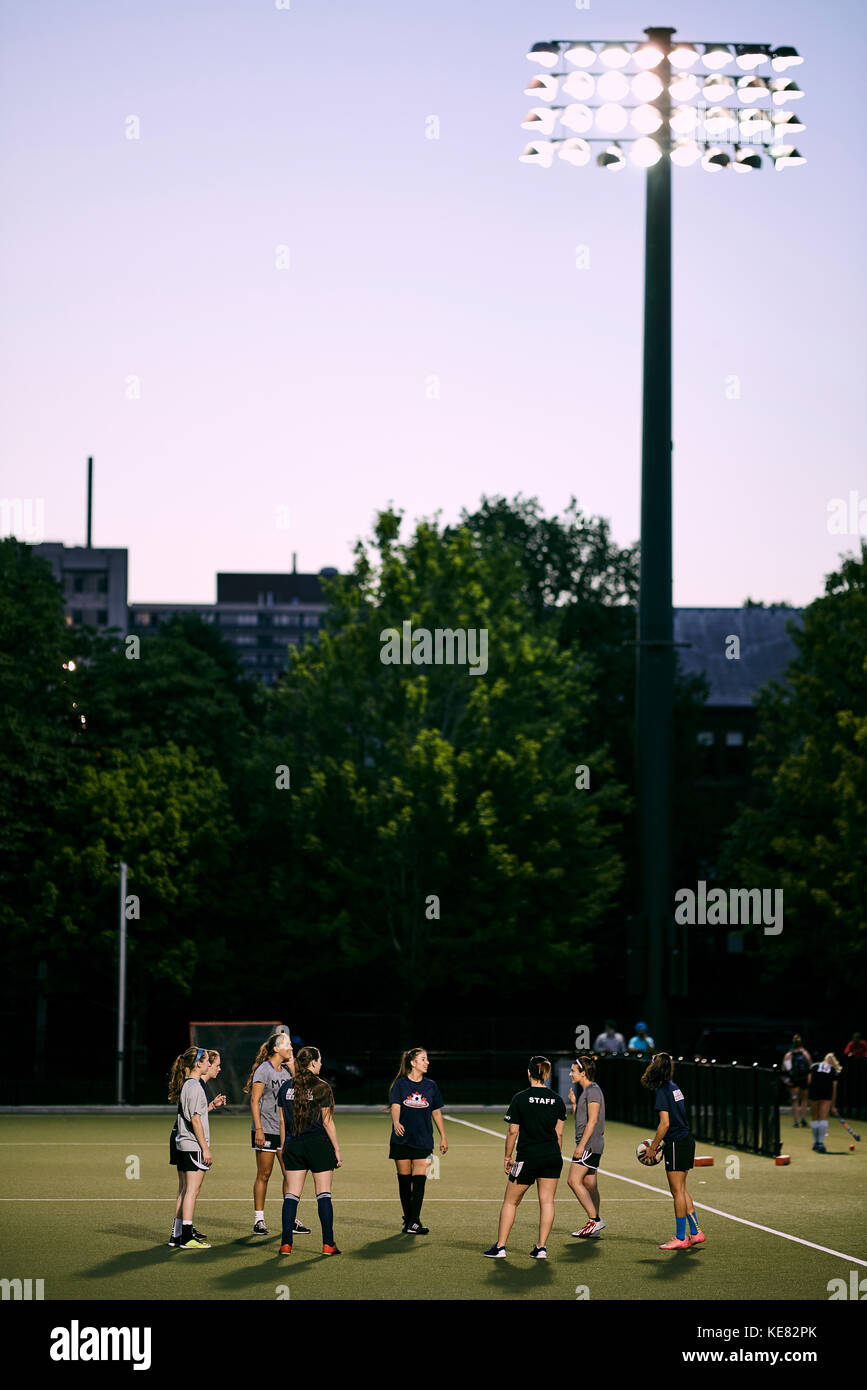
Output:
[637, 1139, 664, 1166]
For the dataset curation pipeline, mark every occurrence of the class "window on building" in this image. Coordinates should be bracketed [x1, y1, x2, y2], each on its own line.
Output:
[71, 609, 83, 625]
[73, 576, 84, 593]
[724, 729, 747, 779]
[137, 612, 151, 626]
[236, 613, 258, 626]
[97, 610, 108, 625]
[302, 613, 319, 628]
[96, 575, 108, 594]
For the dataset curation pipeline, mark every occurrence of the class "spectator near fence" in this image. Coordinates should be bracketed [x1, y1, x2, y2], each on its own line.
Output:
[628, 1022, 655, 1054]
[843, 1032, 867, 1061]
[593, 1021, 626, 1056]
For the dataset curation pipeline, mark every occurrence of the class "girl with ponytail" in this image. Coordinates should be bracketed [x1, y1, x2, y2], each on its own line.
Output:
[388, 1048, 447, 1236]
[242, 1032, 308, 1238]
[166, 1046, 214, 1250]
[276, 1047, 342, 1255]
[640, 1053, 705, 1250]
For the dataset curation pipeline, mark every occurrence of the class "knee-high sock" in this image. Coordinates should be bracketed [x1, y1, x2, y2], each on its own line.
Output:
[818, 1120, 828, 1145]
[410, 1175, 427, 1225]
[811, 1121, 820, 1143]
[317, 1192, 334, 1245]
[281, 1194, 299, 1245]
[397, 1173, 413, 1224]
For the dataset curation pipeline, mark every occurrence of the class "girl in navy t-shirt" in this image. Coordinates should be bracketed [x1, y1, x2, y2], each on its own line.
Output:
[640, 1053, 705, 1251]
[388, 1048, 447, 1235]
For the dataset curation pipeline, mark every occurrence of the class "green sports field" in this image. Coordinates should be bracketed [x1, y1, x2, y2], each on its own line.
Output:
[1, 1111, 864, 1301]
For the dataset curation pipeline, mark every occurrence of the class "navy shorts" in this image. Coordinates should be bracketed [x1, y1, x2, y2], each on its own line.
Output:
[390, 1142, 431, 1162]
[283, 1134, 337, 1172]
[664, 1136, 695, 1172]
[572, 1148, 602, 1171]
[175, 1149, 210, 1173]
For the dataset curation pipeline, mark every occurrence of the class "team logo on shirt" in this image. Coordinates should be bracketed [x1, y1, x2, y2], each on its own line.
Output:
[403, 1091, 429, 1108]
[672, 1088, 684, 1102]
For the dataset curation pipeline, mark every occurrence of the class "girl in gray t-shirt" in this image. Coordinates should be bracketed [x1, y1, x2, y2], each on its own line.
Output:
[567, 1055, 606, 1239]
[242, 1031, 301, 1237]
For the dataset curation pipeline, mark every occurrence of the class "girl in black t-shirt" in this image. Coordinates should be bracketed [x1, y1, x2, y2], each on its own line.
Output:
[641, 1053, 704, 1251]
[808, 1054, 841, 1153]
[388, 1047, 447, 1235]
[483, 1056, 566, 1260]
[277, 1046, 342, 1255]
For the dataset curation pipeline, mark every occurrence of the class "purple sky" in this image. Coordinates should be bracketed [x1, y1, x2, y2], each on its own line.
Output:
[1, 0, 865, 606]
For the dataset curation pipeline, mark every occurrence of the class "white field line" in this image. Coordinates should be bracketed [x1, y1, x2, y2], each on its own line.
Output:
[0, 1197, 663, 1204]
[447, 1115, 867, 1269]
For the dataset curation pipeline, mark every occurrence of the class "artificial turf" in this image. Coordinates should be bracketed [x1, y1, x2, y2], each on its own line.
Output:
[1, 1111, 863, 1301]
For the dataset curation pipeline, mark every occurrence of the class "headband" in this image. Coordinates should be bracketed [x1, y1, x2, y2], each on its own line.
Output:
[195, 1048, 205, 1063]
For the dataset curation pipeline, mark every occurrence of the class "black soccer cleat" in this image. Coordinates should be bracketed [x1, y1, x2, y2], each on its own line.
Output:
[404, 1222, 429, 1235]
[252, 1220, 268, 1235]
[293, 1219, 311, 1234]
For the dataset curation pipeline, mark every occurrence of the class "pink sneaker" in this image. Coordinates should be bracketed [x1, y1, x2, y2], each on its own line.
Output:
[688, 1230, 706, 1246]
[659, 1237, 691, 1250]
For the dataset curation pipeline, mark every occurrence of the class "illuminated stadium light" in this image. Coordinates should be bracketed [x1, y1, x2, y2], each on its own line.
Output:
[701, 145, 731, 171]
[704, 106, 738, 137]
[631, 137, 662, 167]
[527, 42, 560, 68]
[519, 140, 556, 166]
[596, 142, 626, 169]
[771, 109, 806, 134]
[557, 137, 592, 166]
[521, 108, 558, 134]
[771, 46, 803, 72]
[735, 43, 770, 71]
[669, 72, 700, 101]
[560, 103, 594, 134]
[669, 42, 700, 70]
[702, 73, 735, 102]
[737, 75, 770, 103]
[771, 145, 807, 169]
[702, 43, 733, 70]
[525, 73, 560, 102]
[599, 43, 630, 68]
[562, 71, 595, 101]
[771, 79, 805, 105]
[632, 103, 664, 135]
[670, 105, 700, 134]
[597, 70, 630, 101]
[670, 139, 702, 166]
[732, 147, 763, 172]
[739, 108, 773, 134]
[596, 103, 629, 134]
[563, 41, 596, 68]
[634, 41, 664, 69]
[632, 70, 664, 101]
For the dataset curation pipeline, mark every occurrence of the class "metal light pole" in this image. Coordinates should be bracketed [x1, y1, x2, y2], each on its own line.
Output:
[520, 30, 805, 1043]
[117, 861, 127, 1104]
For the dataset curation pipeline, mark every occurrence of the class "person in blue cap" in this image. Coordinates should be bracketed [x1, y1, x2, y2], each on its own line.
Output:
[628, 1021, 655, 1054]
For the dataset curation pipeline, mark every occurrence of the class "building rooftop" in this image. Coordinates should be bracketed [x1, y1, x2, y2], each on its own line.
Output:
[673, 607, 803, 708]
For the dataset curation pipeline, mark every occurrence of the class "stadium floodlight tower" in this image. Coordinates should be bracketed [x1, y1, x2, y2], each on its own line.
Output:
[522, 29, 805, 1042]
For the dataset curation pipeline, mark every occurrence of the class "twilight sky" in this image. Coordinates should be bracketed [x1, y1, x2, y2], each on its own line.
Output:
[1, 0, 865, 606]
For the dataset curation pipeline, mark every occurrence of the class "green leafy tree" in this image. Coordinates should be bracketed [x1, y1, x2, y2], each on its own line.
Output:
[720, 545, 867, 1008]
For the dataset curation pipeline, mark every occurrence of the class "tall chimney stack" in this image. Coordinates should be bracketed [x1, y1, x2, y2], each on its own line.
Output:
[86, 456, 93, 549]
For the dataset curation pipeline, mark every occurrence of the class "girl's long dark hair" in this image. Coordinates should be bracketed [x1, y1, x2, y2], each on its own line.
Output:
[576, 1053, 597, 1082]
[640, 1053, 673, 1090]
[291, 1046, 334, 1136]
[388, 1047, 425, 1100]
[168, 1046, 201, 1103]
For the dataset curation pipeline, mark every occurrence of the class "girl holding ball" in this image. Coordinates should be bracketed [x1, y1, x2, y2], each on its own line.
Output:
[640, 1052, 705, 1251]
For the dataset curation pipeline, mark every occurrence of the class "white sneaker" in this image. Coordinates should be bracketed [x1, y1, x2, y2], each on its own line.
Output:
[589, 1219, 606, 1236]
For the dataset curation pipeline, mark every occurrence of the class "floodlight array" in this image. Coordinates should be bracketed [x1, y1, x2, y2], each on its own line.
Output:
[521, 39, 806, 170]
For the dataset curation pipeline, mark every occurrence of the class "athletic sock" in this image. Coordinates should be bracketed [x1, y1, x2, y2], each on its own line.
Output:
[410, 1175, 427, 1225]
[281, 1194, 299, 1246]
[675, 1216, 687, 1241]
[172, 1218, 182, 1238]
[818, 1120, 828, 1145]
[811, 1121, 820, 1144]
[254, 1210, 264, 1224]
[687, 1211, 700, 1235]
[397, 1174, 413, 1224]
[181, 1221, 193, 1245]
[317, 1192, 335, 1245]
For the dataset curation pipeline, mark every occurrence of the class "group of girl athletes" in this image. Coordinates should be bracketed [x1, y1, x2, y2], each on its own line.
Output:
[483, 1050, 703, 1258]
[167, 1037, 702, 1259]
[781, 1035, 844, 1151]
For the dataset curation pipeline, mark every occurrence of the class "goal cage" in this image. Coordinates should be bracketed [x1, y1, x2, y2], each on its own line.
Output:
[189, 1021, 289, 1105]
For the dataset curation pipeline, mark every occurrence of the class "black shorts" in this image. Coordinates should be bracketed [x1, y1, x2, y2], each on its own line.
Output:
[169, 1129, 179, 1166]
[664, 1136, 695, 1172]
[175, 1149, 210, 1173]
[572, 1148, 602, 1171]
[283, 1133, 337, 1172]
[389, 1142, 431, 1162]
[251, 1131, 282, 1152]
[508, 1152, 562, 1185]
